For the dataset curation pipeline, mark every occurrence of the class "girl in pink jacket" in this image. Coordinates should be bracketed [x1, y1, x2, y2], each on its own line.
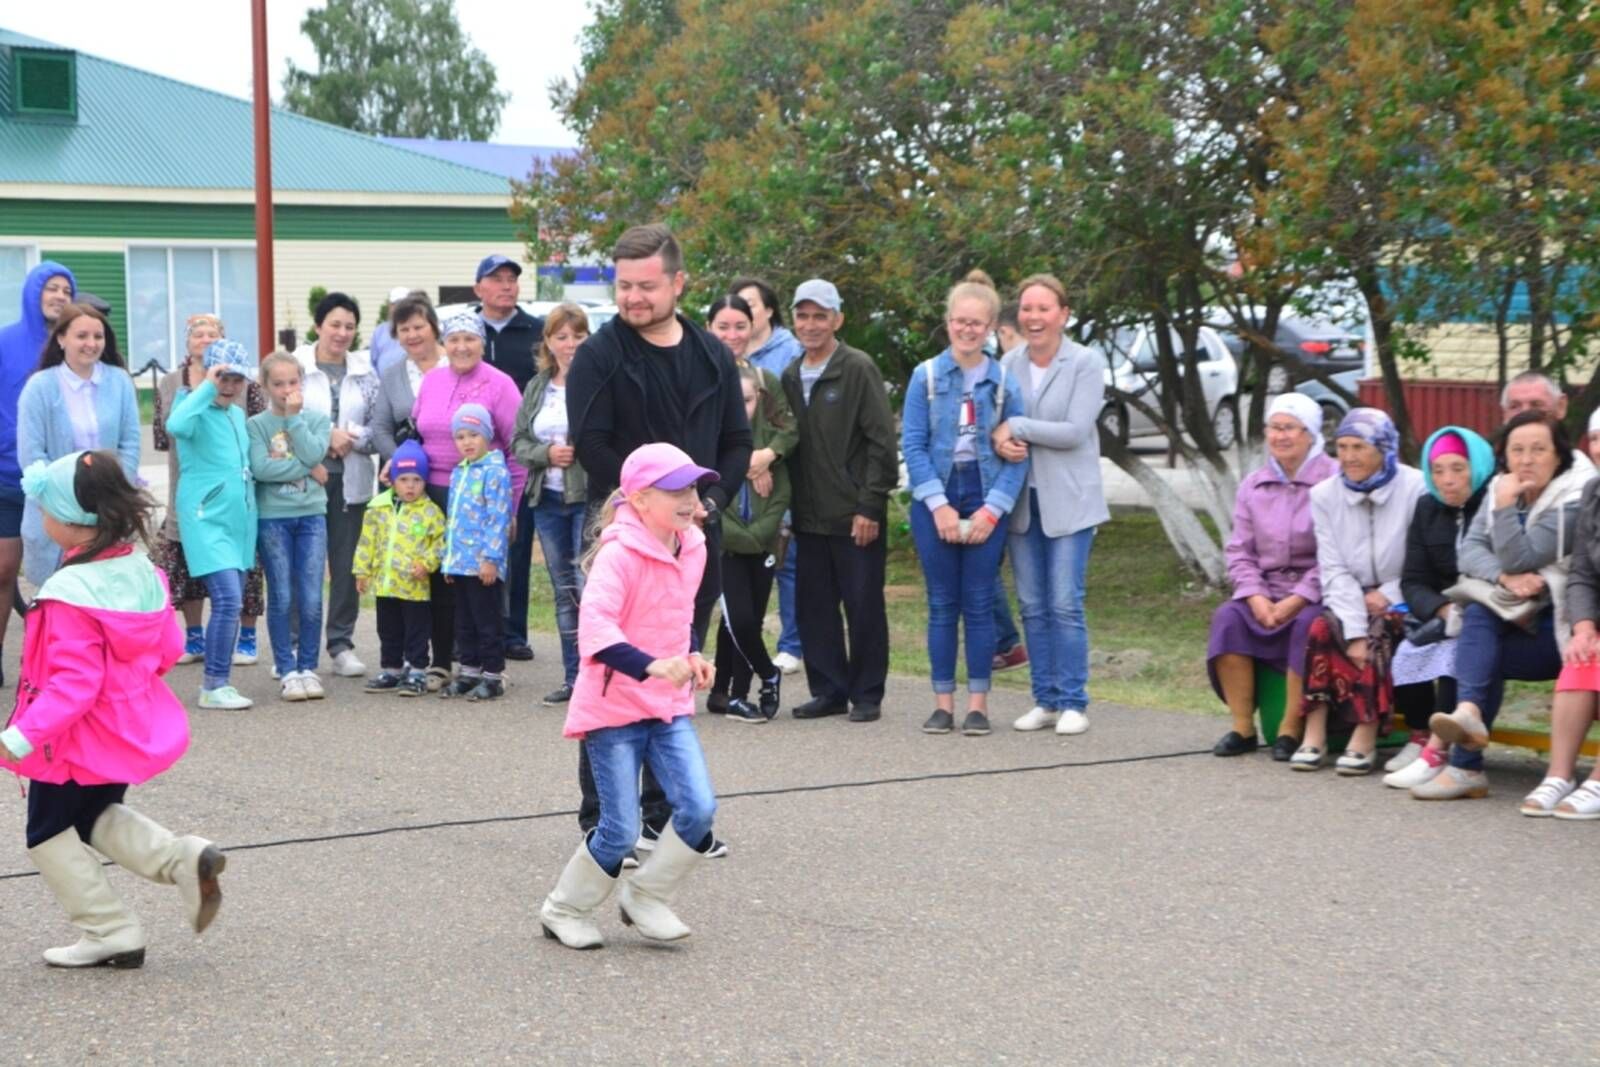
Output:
[0, 451, 226, 969]
[540, 442, 721, 950]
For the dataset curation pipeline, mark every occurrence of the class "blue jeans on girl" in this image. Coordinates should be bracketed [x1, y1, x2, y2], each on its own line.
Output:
[201, 568, 244, 691]
[583, 716, 716, 875]
[259, 515, 328, 677]
[533, 488, 586, 686]
[1010, 491, 1096, 710]
[910, 462, 1008, 694]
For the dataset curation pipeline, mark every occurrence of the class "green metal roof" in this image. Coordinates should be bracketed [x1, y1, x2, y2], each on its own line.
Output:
[0, 28, 512, 197]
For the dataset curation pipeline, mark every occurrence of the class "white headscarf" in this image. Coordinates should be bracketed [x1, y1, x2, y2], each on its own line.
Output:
[1264, 392, 1325, 479]
[1588, 406, 1600, 437]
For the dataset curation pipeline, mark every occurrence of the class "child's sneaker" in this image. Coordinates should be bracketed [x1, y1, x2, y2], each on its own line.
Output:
[424, 667, 451, 693]
[177, 626, 205, 664]
[299, 672, 325, 700]
[727, 697, 766, 724]
[365, 671, 403, 693]
[280, 673, 308, 702]
[441, 674, 481, 698]
[232, 628, 259, 666]
[199, 685, 253, 710]
[466, 677, 505, 701]
[397, 671, 428, 697]
[758, 674, 781, 720]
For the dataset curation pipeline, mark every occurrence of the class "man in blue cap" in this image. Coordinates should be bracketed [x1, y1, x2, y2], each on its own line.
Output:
[472, 253, 545, 662]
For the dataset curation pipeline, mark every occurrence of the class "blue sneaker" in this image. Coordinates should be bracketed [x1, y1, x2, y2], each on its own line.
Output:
[232, 628, 258, 666]
[177, 626, 204, 664]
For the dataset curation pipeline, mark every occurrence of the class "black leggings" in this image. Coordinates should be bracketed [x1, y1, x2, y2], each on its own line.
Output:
[714, 551, 777, 699]
[26, 780, 127, 848]
[1394, 677, 1456, 733]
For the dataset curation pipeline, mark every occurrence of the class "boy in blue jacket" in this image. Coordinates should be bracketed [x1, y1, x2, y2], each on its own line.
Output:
[443, 404, 512, 700]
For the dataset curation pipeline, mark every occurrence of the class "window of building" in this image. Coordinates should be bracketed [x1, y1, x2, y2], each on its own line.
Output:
[0, 245, 41, 330]
[127, 245, 257, 370]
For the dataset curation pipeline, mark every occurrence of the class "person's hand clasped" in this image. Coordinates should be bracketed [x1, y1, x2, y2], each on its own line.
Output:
[1247, 594, 1275, 628]
[851, 515, 880, 548]
[410, 561, 429, 579]
[647, 656, 694, 687]
[750, 469, 774, 498]
[965, 510, 997, 545]
[1500, 571, 1546, 600]
[1271, 594, 1307, 628]
[549, 443, 576, 469]
[992, 421, 1028, 463]
[479, 560, 499, 586]
[1363, 589, 1390, 618]
[931, 504, 962, 543]
[688, 653, 715, 690]
[309, 464, 329, 487]
[1565, 624, 1600, 667]
[328, 427, 354, 459]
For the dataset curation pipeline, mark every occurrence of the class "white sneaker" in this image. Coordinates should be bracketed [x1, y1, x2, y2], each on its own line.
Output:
[280, 673, 308, 702]
[1055, 709, 1089, 735]
[331, 650, 366, 677]
[1553, 780, 1600, 821]
[270, 664, 280, 680]
[1383, 754, 1444, 790]
[1012, 706, 1060, 732]
[299, 672, 325, 700]
[198, 685, 253, 710]
[1384, 740, 1424, 773]
[772, 652, 802, 676]
[1520, 776, 1576, 817]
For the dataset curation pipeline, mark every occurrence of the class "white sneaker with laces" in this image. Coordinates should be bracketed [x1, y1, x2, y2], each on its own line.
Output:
[772, 652, 802, 676]
[1521, 776, 1577, 817]
[1384, 740, 1424, 773]
[1055, 709, 1089, 736]
[1383, 754, 1444, 790]
[299, 672, 325, 700]
[332, 650, 366, 677]
[1553, 780, 1600, 820]
[280, 673, 308, 702]
[1012, 706, 1059, 732]
[198, 685, 253, 710]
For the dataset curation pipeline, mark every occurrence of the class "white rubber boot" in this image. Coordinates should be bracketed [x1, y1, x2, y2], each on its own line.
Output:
[540, 840, 617, 950]
[90, 804, 226, 934]
[618, 823, 706, 942]
[28, 829, 146, 968]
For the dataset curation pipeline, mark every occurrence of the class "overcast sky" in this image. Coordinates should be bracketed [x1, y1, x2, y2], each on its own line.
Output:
[2, 1, 590, 147]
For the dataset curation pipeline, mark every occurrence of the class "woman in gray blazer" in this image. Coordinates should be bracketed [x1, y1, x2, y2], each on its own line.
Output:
[371, 294, 444, 471]
[994, 274, 1109, 737]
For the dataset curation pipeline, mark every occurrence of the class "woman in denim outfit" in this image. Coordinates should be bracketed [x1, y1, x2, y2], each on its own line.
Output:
[902, 271, 1029, 737]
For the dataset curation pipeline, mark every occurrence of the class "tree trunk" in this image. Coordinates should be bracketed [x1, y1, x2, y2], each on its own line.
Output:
[1099, 428, 1228, 587]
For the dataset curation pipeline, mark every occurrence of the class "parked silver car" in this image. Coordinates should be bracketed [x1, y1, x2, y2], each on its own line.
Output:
[1090, 325, 1241, 448]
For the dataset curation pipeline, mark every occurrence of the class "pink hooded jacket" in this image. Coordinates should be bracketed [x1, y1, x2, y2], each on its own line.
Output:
[564, 504, 707, 739]
[2, 545, 188, 785]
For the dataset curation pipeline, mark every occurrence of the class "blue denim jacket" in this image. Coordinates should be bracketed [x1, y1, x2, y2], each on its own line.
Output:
[901, 350, 1029, 517]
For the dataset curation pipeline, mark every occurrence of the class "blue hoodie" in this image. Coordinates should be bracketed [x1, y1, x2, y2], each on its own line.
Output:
[0, 262, 76, 488]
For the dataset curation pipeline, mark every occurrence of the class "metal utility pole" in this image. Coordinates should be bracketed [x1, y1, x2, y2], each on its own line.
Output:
[251, 0, 275, 358]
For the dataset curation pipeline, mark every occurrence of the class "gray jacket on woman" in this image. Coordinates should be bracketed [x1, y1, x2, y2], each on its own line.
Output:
[1001, 336, 1109, 537]
[371, 358, 429, 467]
[1563, 479, 1600, 625]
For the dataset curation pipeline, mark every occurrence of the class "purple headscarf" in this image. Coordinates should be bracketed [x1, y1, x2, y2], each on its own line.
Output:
[1334, 407, 1400, 492]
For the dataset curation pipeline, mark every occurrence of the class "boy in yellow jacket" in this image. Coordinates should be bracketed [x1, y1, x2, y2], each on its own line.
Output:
[354, 440, 446, 695]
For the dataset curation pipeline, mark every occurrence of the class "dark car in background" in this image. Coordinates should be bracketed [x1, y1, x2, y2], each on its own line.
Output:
[1216, 313, 1365, 393]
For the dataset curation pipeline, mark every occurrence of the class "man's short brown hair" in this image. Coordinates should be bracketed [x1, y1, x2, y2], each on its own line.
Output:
[612, 224, 683, 274]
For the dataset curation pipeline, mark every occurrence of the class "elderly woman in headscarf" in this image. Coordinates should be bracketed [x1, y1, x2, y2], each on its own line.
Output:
[1380, 426, 1495, 791]
[1422, 410, 1591, 805]
[1208, 393, 1338, 759]
[1293, 407, 1425, 775]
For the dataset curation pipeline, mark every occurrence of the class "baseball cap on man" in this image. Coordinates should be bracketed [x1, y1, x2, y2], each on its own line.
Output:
[791, 278, 842, 312]
[476, 254, 522, 282]
[619, 442, 718, 496]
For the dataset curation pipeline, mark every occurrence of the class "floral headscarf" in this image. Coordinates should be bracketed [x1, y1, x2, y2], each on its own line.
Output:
[1333, 407, 1400, 492]
[185, 313, 224, 338]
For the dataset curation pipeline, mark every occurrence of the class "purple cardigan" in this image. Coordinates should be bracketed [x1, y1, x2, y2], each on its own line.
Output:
[411, 360, 526, 505]
[1224, 451, 1338, 602]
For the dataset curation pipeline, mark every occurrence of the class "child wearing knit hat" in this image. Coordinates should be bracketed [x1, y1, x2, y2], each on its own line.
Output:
[441, 404, 513, 700]
[353, 439, 447, 696]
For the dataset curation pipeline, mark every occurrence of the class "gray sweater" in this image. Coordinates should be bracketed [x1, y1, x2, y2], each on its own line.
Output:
[1001, 337, 1109, 537]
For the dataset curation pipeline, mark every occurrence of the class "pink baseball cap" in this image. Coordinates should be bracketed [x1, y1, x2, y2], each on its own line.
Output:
[619, 442, 718, 495]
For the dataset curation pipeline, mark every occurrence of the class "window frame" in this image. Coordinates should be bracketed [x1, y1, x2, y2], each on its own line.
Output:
[124, 241, 256, 371]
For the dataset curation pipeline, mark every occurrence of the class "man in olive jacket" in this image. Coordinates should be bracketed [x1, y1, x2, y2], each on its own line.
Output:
[780, 279, 899, 722]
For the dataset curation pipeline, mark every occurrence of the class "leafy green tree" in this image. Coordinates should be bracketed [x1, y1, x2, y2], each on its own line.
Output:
[282, 0, 509, 140]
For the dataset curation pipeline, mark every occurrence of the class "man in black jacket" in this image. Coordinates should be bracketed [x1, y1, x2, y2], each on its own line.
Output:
[472, 254, 546, 663]
[565, 223, 752, 852]
[780, 279, 899, 723]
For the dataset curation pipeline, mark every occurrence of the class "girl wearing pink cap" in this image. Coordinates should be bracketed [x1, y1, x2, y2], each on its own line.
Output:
[540, 442, 721, 950]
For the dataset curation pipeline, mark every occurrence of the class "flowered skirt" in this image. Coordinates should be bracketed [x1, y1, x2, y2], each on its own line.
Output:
[154, 534, 266, 618]
[1301, 609, 1405, 730]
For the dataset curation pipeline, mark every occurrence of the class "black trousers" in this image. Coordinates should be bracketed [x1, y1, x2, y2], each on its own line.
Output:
[376, 596, 432, 671]
[794, 530, 889, 706]
[1395, 677, 1456, 732]
[425, 484, 454, 671]
[714, 550, 777, 699]
[26, 780, 127, 849]
[692, 518, 724, 649]
[452, 575, 505, 674]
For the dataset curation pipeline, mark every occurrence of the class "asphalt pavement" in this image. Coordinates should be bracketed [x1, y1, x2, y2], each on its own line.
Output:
[0, 626, 1595, 1065]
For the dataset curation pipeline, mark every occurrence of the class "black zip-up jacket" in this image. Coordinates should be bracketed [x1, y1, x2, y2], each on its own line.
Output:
[780, 342, 899, 536]
[1401, 485, 1488, 620]
[475, 304, 544, 395]
[566, 312, 752, 511]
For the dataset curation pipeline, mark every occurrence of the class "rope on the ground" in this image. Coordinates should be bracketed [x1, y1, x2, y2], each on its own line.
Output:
[0, 746, 1212, 881]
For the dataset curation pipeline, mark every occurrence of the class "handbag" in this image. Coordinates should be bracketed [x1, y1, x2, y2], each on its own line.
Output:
[1443, 576, 1546, 627]
[394, 417, 419, 446]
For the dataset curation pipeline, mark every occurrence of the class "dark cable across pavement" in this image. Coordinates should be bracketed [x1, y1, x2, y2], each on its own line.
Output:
[0, 746, 1212, 882]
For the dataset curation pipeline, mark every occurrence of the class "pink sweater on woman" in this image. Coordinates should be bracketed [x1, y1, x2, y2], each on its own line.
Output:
[410, 360, 526, 504]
